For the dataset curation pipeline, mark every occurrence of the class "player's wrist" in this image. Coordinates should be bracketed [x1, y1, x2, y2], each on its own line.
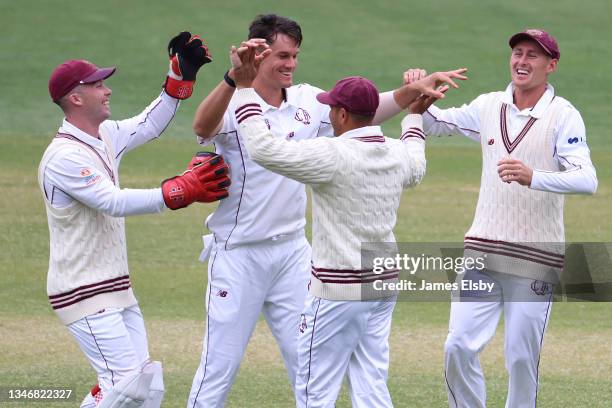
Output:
[224, 70, 236, 88]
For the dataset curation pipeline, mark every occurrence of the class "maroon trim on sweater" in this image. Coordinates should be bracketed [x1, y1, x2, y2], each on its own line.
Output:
[500, 104, 537, 154]
[49, 275, 130, 299]
[311, 271, 399, 284]
[51, 284, 131, 309]
[464, 236, 564, 259]
[400, 128, 426, 141]
[352, 135, 385, 143]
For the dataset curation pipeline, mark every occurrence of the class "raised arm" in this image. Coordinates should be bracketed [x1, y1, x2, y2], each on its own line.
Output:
[104, 32, 212, 159]
[230, 42, 337, 185]
[372, 68, 468, 124]
[192, 80, 235, 139]
[399, 114, 427, 188]
[192, 38, 269, 141]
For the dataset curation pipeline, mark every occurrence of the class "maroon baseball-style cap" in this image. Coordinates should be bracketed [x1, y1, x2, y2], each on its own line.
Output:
[509, 29, 560, 60]
[316, 76, 380, 116]
[48, 59, 116, 102]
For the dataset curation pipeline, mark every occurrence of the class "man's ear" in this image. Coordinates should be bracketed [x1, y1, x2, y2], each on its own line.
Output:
[547, 58, 558, 74]
[67, 92, 83, 107]
[339, 107, 349, 124]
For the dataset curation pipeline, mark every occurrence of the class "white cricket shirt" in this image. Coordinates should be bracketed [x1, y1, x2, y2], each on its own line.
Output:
[423, 83, 597, 194]
[41, 91, 179, 215]
[198, 84, 333, 248]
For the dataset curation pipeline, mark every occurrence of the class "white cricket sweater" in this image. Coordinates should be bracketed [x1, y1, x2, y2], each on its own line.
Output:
[38, 129, 137, 324]
[464, 92, 566, 283]
[234, 88, 426, 300]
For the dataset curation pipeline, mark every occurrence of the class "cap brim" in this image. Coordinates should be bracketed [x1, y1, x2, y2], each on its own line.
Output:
[81, 66, 116, 84]
[509, 33, 555, 59]
[316, 92, 337, 106]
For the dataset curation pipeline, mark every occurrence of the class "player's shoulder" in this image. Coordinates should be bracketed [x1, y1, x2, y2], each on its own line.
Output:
[479, 90, 506, 103]
[551, 94, 580, 113]
[287, 83, 326, 106]
[40, 138, 89, 172]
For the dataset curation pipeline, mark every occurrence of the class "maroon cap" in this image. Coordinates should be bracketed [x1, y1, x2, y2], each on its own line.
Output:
[317, 76, 379, 116]
[48, 59, 116, 102]
[509, 29, 560, 60]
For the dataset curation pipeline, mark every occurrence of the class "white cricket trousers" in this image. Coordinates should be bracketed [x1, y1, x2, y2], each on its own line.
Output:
[295, 294, 396, 408]
[444, 269, 554, 408]
[188, 233, 311, 407]
[68, 305, 150, 404]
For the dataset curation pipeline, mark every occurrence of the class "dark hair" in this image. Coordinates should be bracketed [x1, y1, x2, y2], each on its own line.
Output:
[348, 111, 375, 124]
[248, 14, 302, 46]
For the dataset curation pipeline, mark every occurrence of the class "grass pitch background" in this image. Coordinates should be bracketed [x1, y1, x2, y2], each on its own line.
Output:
[1, 0, 611, 406]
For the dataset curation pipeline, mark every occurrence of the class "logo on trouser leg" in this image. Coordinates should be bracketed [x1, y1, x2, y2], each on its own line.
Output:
[531, 280, 552, 296]
[299, 314, 307, 333]
[216, 289, 228, 298]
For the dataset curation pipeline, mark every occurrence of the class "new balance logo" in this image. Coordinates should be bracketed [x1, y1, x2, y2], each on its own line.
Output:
[299, 314, 307, 333]
[217, 289, 228, 298]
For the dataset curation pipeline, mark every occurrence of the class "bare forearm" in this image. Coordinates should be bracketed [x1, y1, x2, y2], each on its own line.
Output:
[393, 83, 422, 110]
[192, 80, 235, 137]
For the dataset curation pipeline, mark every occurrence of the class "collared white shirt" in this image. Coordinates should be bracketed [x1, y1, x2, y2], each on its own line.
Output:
[41, 91, 179, 215]
[198, 83, 333, 248]
[424, 83, 597, 194]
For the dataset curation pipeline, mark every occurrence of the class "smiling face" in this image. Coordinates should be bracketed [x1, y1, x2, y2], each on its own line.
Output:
[510, 39, 557, 92]
[256, 33, 299, 90]
[73, 79, 112, 122]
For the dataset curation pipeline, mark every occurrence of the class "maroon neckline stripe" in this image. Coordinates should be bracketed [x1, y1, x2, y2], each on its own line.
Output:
[353, 136, 385, 143]
[499, 104, 537, 154]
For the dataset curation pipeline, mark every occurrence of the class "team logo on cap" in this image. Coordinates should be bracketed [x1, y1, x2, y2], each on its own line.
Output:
[526, 29, 544, 36]
[294, 108, 311, 125]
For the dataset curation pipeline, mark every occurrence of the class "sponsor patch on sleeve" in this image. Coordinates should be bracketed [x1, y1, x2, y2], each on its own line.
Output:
[80, 168, 101, 186]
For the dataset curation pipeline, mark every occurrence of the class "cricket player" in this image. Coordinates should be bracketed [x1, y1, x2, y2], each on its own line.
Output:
[228, 42, 466, 407]
[187, 14, 462, 407]
[406, 29, 597, 407]
[38, 33, 230, 408]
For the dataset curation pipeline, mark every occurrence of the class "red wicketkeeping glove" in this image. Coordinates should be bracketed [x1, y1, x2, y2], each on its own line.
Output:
[187, 151, 219, 170]
[161, 155, 230, 210]
[164, 31, 212, 99]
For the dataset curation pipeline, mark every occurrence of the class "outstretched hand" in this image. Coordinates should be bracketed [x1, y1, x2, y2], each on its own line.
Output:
[229, 38, 271, 89]
[411, 68, 468, 99]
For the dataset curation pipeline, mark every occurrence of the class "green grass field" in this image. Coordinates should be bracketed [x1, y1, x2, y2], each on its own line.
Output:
[1, 0, 611, 407]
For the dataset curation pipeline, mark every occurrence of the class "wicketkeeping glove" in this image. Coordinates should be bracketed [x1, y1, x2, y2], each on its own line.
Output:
[164, 31, 212, 99]
[187, 151, 219, 170]
[161, 154, 230, 210]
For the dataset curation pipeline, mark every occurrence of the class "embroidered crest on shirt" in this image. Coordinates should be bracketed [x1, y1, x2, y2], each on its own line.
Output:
[294, 108, 311, 125]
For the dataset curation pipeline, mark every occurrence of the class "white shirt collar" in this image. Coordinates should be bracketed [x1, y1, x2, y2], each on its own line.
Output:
[502, 83, 556, 119]
[253, 87, 299, 113]
[58, 119, 105, 150]
[338, 125, 383, 139]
